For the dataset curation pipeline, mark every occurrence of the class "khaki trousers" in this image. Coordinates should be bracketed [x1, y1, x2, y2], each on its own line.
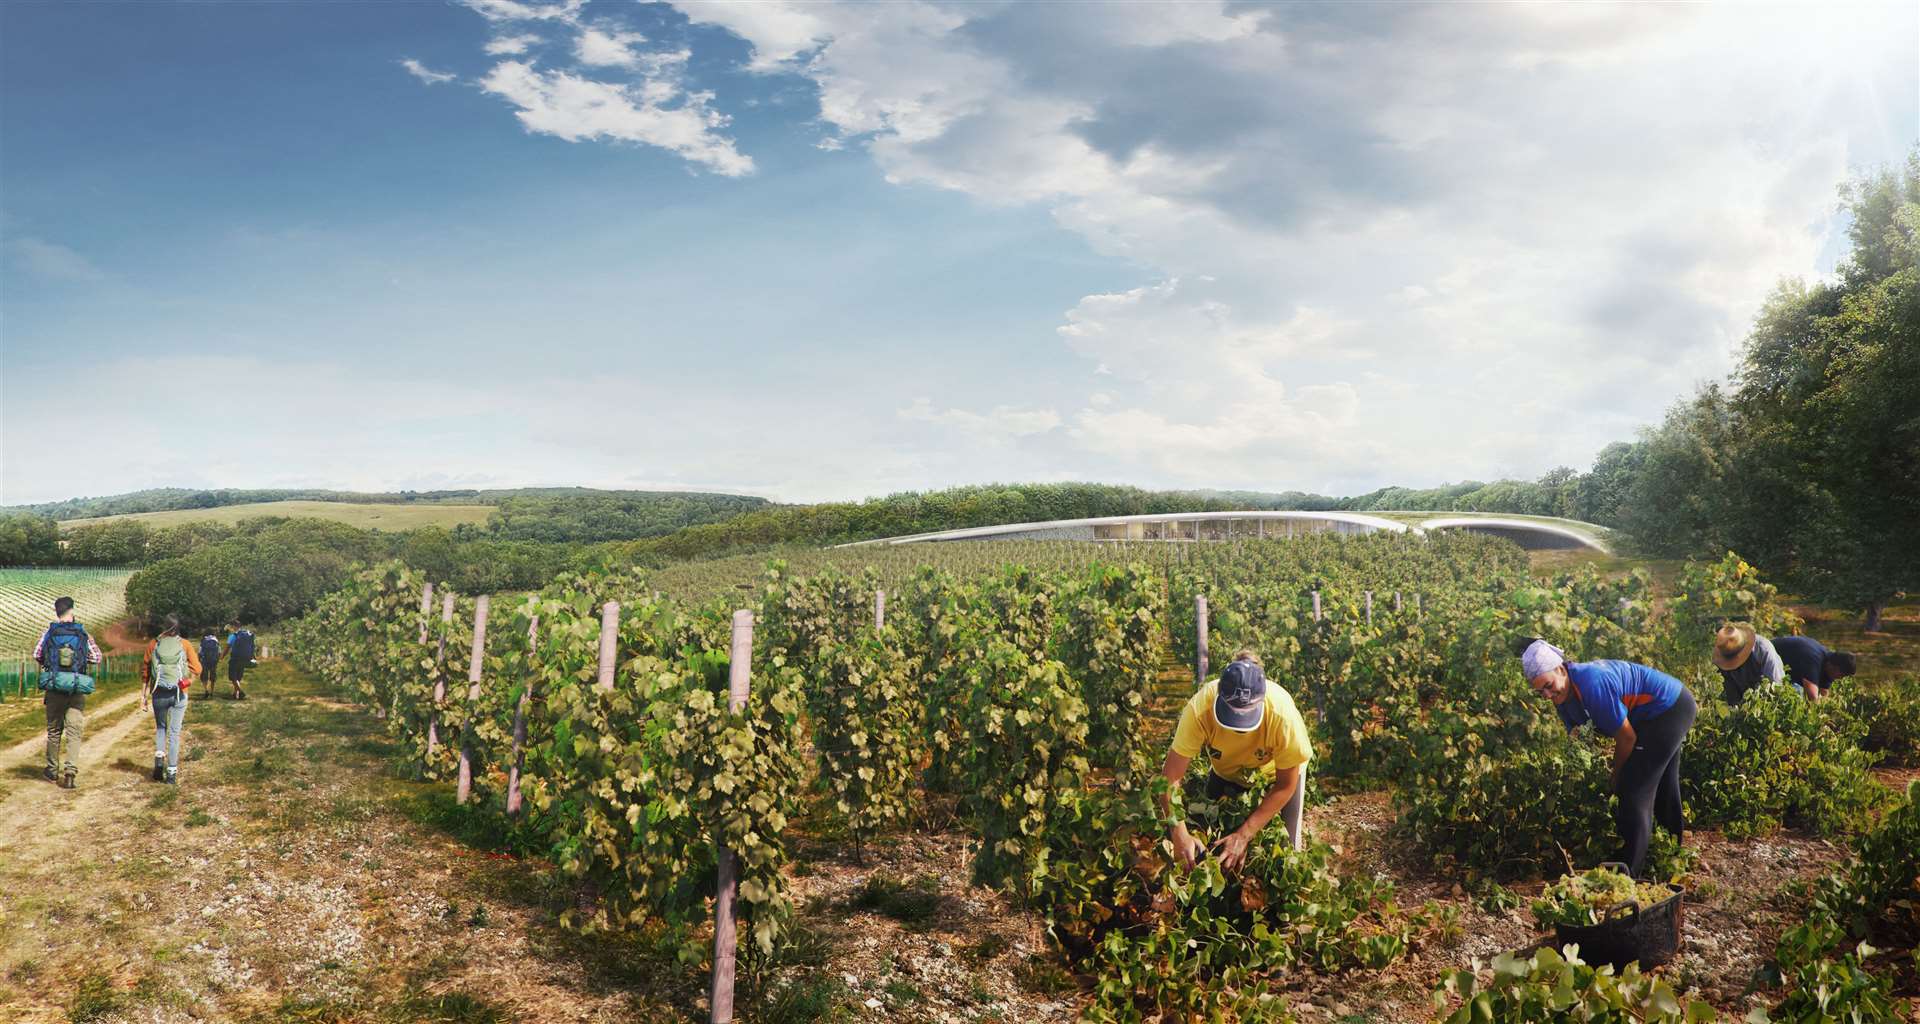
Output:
[44, 690, 86, 776]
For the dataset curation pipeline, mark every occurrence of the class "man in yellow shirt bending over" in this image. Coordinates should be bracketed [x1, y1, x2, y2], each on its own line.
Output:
[1160, 651, 1314, 872]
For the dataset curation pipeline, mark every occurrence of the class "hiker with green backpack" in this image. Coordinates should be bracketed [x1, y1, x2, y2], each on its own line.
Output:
[33, 596, 105, 789]
[141, 615, 201, 786]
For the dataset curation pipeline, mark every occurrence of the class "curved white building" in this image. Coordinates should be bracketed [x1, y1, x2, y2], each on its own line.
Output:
[842, 510, 1409, 546]
[1418, 516, 1611, 553]
[842, 509, 1611, 552]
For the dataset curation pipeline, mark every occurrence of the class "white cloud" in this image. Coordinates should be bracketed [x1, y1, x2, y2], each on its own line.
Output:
[419, 3, 755, 178]
[672, 0, 1916, 490]
[484, 33, 542, 56]
[574, 26, 649, 68]
[459, 0, 582, 24]
[478, 60, 753, 176]
[399, 58, 457, 85]
[673, 0, 827, 69]
[899, 398, 1061, 443]
[6, 237, 104, 283]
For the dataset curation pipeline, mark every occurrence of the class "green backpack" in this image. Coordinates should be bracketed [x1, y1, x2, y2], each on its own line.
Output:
[39, 621, 95, 695]
[151, 636, 190, 692]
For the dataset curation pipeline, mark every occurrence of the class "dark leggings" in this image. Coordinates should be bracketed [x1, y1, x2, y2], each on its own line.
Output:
[1614, 688, 1697, 875]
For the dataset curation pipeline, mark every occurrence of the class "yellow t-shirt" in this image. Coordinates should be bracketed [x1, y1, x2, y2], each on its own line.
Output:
[1171, 679, 1313, 786]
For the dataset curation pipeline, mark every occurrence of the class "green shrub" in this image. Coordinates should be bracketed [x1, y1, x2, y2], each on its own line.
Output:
[1683, 687, 1882, 837]
[1395, 735, 1618, 878]
[1831, 674, 1920, 768]
[1667, 552, 1804, 646]
[1431, 946, 1713, 1023]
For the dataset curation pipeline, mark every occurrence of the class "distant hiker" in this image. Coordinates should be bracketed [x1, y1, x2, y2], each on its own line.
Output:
[198, 632, 223, 691]
[1160, 652, 1313, 872]
[1521, 639, 1697, 877]
[33, 596, 103, 789]
[1711, 623, 1784, 704]
[1771, 635, 1857, 703]
[226, 621, 255, 700]
[141, 615, 200, 785]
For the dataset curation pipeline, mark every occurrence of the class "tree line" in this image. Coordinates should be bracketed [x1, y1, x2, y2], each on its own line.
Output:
[0, 489, 771, 566]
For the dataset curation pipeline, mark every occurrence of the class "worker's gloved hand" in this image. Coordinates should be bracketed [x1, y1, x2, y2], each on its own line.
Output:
[1170, 826, 1206, 870]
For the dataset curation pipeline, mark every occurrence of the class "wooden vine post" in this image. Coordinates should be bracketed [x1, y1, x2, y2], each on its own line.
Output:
[597, 602, 620, 691]
[417, 582, 434, 644]
[1365, 591, 1374, 627]
[391, 582, 431, 720]
[1194, 594, 1210, 687]
[1394, 591, 1403, 614]
[427, 591, 454, 758]
[874, 588, 886, 630]
[456, 595, 490, 805]
[507, 614, 535, 816]
[710, 609, 754, 1023]
[1310, 590, 1326, 723]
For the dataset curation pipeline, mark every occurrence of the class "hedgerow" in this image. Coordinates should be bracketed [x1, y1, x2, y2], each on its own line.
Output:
[1832, 673, 1920, 768]
[1683, 687, 1883, 837]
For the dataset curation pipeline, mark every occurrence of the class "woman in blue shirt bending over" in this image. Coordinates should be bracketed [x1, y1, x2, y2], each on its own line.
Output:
[1520, 639, 1698, 876]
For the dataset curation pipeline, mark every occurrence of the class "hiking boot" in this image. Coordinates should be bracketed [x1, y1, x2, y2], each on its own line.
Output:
[165, 768, 178, 786]
[60, 772, 76, 790]
[153, 755, 166, 781]
[43, 767, 58, 784]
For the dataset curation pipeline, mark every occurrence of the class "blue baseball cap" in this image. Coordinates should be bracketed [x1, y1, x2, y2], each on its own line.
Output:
[1215, 659, 1267, 732]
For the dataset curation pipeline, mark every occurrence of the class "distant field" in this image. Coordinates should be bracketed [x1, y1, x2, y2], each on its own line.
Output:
[58, 500, 494, 533]
[0, 567, 133, 656]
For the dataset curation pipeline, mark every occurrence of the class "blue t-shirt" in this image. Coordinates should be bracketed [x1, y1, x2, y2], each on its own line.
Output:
[1771, 635, 1830, 688]
[1554, 660, 1685, 737]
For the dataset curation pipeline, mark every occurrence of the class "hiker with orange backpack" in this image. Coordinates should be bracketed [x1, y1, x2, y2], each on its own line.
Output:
[141, 615, 201, 785]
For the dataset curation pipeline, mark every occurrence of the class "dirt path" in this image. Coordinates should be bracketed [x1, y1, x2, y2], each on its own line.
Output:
[0, 688, 149, 805]
[0, 665, 757, 1023]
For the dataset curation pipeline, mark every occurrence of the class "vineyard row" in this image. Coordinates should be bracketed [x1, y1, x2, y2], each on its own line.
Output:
[286, 534, 1920, 1021]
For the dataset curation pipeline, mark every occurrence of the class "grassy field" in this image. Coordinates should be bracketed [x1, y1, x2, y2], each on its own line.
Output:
[0, 568, 133, 656]
[59, 500, 494, 533]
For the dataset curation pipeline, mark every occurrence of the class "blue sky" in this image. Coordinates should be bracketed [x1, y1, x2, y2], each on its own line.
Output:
[2, 1, 1915, 505]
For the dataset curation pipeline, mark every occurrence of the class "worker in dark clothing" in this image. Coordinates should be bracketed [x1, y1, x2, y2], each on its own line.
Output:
[1711, 623, 1783, 704]
[1771, 635, 1857, 703]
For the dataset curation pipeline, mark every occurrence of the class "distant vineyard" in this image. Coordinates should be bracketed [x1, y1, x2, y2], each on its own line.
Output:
[0, 567, 132, 654]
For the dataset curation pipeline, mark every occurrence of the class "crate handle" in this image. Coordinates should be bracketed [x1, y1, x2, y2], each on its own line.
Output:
[1601, 900, 1640, 924]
